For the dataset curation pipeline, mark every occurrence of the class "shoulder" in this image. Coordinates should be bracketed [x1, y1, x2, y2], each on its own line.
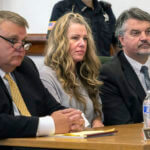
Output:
[100, 55, 124, 83]
[99, 0, 112, 9]
[14, 57, 42, 85]
[50, 0, 75, 20]
[23, 56, 35, 65]
[101, 55, 121, 75]
[40, 65, 57, 81]
[16, 56, 38, 74]
[40, 65, 54, 75]
[53, 0, 75, 9]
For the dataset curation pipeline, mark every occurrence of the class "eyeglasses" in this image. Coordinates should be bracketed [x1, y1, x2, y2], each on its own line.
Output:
[0, 35, 32, 51]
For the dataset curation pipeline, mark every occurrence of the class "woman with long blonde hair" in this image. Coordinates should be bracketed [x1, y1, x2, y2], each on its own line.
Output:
[40, 12, 103, 127]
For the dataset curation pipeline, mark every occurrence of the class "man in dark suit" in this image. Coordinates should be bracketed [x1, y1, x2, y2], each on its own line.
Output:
[0, 10, 85, 145]
[99, 8, 150, 125]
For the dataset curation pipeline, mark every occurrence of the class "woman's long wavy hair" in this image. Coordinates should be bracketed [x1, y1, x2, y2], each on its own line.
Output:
[45, 12, 103, 117]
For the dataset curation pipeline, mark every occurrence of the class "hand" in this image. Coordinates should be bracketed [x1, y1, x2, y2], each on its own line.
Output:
[61, 108, 85, 132]
[51, 110, 72, 134]
[61, 108, 82, 116]
[70, 118, 85, 132]
[92, 117, 104, 128]
[51, 108, 85, 134]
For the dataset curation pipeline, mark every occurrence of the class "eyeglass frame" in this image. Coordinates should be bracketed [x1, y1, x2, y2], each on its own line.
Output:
[0, 35, 32, 51]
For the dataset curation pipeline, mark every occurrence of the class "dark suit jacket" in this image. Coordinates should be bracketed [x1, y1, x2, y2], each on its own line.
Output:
[99, 50, 146, 125]
[0, 56, 65, 139]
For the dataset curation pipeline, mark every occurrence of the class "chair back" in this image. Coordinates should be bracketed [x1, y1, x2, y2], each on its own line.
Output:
[99, 56, 112, 64]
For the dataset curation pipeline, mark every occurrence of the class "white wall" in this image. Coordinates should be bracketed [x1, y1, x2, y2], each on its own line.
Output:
[0, 0, 60, 33]
[106, 0, 150, 18]
[0, 0, 3, 9]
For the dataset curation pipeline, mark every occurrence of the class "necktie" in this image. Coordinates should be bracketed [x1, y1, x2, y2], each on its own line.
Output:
[4, 73, 31, 116]
[140, 66, 150, 90]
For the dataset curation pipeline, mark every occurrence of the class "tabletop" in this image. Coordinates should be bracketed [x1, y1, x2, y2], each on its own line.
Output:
[0, 123, 149, 150]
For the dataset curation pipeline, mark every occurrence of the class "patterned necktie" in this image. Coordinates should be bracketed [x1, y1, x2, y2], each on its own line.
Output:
[4, 73, 31, 116]
[140, 66, 150, 90]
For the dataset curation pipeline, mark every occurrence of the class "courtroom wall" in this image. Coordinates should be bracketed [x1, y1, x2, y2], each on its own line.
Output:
[1, 0, 150, 34]
[0, 0, 150, 68]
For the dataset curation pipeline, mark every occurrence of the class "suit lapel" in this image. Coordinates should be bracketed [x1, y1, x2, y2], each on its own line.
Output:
[0, 76, 11, 98]
[118, 51, 146, 101]
[0, 76, 14, 114]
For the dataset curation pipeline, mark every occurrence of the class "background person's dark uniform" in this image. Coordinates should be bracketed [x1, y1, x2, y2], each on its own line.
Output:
[47, 0, 116, 56]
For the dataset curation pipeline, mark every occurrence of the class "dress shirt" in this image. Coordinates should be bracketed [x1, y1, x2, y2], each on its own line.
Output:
[124, 53, 150, 92]
[0, 69, 55, 136]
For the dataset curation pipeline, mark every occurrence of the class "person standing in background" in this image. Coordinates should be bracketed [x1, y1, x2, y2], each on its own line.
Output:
[99, 8, 150, 126]
[40, 12, 104, 128]
[47, 0, 116, 56]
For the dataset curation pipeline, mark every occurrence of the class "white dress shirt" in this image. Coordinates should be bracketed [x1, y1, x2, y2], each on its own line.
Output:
[124, 53, 150, 93]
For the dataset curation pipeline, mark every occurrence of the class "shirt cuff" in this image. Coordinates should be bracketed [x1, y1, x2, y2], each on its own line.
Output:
[82, 113, 90, 127]
[36, 116, 55, 136]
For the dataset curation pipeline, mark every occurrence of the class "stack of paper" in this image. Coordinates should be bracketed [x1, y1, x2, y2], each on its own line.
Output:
[54, 128, 117, 138]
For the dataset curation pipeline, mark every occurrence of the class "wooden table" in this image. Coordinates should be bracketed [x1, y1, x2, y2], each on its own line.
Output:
[0, 123, 150, 150]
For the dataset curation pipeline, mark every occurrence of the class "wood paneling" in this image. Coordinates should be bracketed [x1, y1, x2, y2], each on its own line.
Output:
[25, 34, 117, 56]
[26, 34, 47, 56]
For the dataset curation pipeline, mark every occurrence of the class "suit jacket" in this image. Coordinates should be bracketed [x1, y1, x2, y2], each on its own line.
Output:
[99, 50, 146, 125]
[0, 56, 65, 139]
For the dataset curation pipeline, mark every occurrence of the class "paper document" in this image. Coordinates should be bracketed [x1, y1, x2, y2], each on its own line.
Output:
[53, 128, 117, 138]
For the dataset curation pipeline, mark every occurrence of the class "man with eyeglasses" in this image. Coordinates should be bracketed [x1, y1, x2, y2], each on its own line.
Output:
[0, 11, 87, 150]
[0, 35, 31, 51]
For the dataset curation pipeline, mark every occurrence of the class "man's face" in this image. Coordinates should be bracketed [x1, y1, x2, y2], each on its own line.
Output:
[119, 19, 150, 61]
[0, 20, 27, 72]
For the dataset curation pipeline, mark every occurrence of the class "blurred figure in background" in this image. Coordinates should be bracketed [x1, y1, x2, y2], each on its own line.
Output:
[40, 12, 104, 128]
[47, 0, 116, 56]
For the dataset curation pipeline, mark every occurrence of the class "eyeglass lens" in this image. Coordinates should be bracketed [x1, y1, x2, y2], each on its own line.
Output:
[13, 43, 32, 51]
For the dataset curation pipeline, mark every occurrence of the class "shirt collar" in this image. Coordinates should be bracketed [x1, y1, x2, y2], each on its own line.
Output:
[0, 69, 6, 79]
[124, 52, 150, 73]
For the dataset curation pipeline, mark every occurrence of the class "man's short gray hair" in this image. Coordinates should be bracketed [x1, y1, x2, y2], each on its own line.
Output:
[115, 7, 150, 38]
[0, 10, 28, 28]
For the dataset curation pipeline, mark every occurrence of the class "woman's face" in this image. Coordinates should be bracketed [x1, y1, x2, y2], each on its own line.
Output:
[67, 23, 87, 64]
